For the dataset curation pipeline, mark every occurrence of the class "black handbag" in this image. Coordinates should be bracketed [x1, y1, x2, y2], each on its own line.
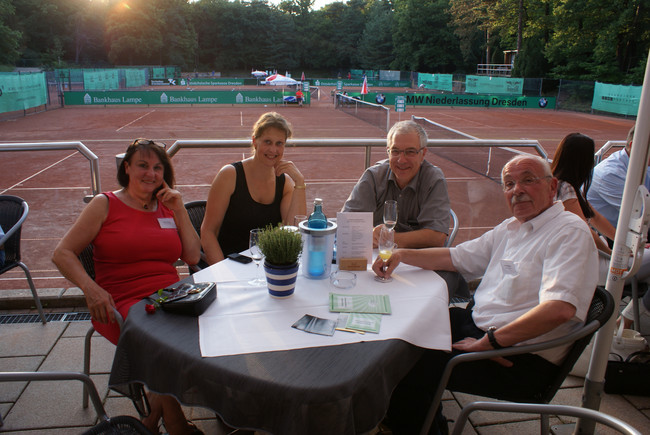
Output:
[157, 282, 217, 316]
[604, 351, 650, 396]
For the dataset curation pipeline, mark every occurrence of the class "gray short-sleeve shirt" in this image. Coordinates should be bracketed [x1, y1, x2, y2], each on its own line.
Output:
[342, 159, 450, 234]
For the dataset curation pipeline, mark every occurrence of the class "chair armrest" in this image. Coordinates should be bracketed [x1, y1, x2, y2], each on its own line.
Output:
[451, 401, 642, 435]
[0, 202, 28, 246]
[0, 371, 108, 422]
[419, 319, 602, 435]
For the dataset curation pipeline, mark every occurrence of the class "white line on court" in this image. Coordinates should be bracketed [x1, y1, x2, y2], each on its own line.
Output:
[116, 109, 156, 132]
[3, 186, 89, 191]
[0, 152, 77, 195]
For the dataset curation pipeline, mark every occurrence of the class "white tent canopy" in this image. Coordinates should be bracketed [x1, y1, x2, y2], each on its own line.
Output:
[263, 74, 300, 86]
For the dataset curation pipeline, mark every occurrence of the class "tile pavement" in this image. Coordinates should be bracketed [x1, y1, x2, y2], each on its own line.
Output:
[0, 294, 649, 435]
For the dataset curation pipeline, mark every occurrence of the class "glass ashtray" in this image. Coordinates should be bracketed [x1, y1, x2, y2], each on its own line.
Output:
[330, 270, 357, 289]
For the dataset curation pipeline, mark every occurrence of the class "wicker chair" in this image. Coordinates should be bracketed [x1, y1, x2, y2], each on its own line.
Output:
[78, 244, 148, 417]
[184, 200, 208, 272]
[0, 195, 46, 324]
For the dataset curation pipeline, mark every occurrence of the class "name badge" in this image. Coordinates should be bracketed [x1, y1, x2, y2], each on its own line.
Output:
[158, 218, 177, 229]
[501, 259, 517, 275]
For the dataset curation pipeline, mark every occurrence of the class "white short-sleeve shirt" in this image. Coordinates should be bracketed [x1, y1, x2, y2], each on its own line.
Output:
[450, 202, 599, 364]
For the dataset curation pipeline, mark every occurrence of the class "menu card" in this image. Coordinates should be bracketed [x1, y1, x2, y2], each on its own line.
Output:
[337, 313, 383, 334]
[336, 212, 373, 270]
[329, 293, 392, 314]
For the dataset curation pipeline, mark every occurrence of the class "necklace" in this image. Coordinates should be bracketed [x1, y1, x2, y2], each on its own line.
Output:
[124, 189, 152, 210]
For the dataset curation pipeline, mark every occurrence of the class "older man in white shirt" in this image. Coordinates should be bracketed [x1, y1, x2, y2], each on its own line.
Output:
[373, 154, 598, 435]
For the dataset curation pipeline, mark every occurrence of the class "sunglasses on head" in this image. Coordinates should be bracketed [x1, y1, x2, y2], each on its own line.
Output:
[129, 138, 167, 150]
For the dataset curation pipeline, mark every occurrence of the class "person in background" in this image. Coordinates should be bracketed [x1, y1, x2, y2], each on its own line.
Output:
[52, 139, 202, 435]
[202, 112, 306, 264]
[295, 88, 304, 107]
[372, 155, 598, 434]
[551, 132, 616, 284]
[587, 125, 650, 228]
[342, 120, 450, 248]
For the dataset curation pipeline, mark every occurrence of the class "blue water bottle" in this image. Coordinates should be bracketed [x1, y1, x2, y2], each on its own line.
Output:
[308, 198, 327, 229]
[307, 199, 327, 276]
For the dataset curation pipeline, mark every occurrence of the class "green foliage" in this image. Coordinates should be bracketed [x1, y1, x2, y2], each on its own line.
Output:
[0, 0, 22, 65]
[356, 0, 394, 69]
[392, 0, 462, 72]
[258, 225, 303, 266]
[2, 0, 648, 83]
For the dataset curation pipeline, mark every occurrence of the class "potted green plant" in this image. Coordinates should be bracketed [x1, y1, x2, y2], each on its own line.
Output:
[257, 224, 303, 297]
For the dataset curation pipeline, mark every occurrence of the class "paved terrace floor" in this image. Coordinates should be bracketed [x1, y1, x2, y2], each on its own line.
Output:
[0, 294, 649, 434]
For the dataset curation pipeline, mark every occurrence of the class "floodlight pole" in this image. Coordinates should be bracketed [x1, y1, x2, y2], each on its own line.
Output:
[575, 50, 650, 433]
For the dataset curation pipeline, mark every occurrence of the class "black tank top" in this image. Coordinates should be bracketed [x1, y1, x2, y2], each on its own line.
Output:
[217, 161, 285, 256]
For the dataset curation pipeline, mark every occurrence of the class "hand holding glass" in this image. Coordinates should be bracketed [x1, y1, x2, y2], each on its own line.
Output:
[375, 226, 396, 283]
[249, 229, 265, 286]
[383, 200, 397, 230]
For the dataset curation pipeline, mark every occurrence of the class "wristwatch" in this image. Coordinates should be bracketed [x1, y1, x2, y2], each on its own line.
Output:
[487, 326, 504, 349]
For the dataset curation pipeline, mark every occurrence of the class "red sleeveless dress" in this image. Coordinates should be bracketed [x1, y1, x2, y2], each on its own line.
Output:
[92, 192, 182, 344]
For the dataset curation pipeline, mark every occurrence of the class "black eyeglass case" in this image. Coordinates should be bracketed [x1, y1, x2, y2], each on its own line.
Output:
[158, 282, 217, 316]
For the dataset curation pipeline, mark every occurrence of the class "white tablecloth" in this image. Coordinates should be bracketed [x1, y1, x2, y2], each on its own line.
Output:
[195, 258, 451, 357]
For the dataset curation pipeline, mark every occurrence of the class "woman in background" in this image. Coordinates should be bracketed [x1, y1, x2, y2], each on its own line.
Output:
[551, 132, 616, 284]
[202, 112, 306, 264]
[52, 139, 202, 435]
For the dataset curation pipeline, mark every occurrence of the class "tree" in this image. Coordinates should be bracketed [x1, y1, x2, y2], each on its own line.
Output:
[0, 0, 23, 65]
[106, 0, 196, 68]
[306, 0, 366, 71]
[392, 0, 462, 72]
[356, 0, 394, 69]
[13, 0, 68, 67]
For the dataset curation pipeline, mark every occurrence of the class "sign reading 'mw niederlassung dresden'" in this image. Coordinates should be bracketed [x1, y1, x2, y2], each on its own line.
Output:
[64, 90, 309, 105]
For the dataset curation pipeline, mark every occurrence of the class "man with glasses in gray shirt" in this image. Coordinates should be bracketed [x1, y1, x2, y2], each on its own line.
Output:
[342, 120, 450, 248]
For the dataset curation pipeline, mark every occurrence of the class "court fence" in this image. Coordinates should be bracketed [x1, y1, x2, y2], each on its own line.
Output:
[0, 67, 638, 119]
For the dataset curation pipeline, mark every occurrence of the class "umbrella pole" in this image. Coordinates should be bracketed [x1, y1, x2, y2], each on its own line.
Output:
[574, 49, 650, 434]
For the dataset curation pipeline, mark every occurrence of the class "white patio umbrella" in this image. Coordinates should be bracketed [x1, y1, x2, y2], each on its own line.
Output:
[576, 50, 650, 432]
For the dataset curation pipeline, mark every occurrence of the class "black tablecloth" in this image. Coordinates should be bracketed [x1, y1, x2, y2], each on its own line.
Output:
[109, 271, 462, 435]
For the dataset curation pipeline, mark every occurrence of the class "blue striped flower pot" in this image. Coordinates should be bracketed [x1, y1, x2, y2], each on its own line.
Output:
[264, 261, 299, 298]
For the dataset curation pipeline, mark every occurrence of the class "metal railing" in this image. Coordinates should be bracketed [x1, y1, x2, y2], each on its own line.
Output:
[0, 142, 100, 201]
[167, 138, 547, 171]
[595, 140, 626, 164]
[0, 138, 546, 203]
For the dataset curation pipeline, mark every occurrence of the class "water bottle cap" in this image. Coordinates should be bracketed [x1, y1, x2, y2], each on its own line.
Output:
[314, 198, 323, 205]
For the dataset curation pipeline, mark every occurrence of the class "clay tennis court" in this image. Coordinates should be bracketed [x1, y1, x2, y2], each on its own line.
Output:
[0, 87, 635, 293]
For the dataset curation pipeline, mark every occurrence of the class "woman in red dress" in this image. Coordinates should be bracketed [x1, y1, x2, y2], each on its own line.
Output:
[53, 139, 202, 435]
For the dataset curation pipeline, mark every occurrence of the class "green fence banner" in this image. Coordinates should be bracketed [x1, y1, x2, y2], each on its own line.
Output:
[0, 72, 47, 113]
[465, 75, 523, 95]
[344, 92, 554, 109]
[418, 73, 453, 92]
[124, 69, 146, 88]
[84, 70, 119, 90]
[64, 90, 310, 105]
[591, 82, 641, 116]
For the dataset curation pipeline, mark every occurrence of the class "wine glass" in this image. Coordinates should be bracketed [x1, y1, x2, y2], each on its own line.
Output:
[248, 229, 265, 286]
[383, 200, 397, 230]
[374, 225, 396, 283]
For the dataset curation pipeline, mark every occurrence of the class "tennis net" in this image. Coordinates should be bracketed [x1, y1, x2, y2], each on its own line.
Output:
[413, 116, 524, 183]
[335, 93, 390, 132]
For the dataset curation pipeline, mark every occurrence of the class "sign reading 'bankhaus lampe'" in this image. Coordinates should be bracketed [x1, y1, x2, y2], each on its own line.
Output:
[65, 90, 310, 106]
